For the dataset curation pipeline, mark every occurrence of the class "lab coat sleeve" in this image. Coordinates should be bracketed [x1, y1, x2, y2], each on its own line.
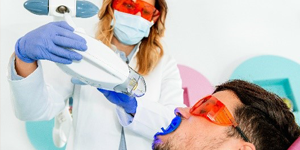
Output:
[7, 55, 73, 121]
[116, 55, 185, 139]
[116, 106, 134, 126]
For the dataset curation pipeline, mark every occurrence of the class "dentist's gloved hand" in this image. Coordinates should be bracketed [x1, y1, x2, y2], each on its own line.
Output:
[97, 88, 137, 114]
[15, 21, 87, 64]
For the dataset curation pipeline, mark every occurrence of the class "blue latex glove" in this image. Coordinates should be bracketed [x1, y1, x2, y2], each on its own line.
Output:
[97, 88, 137, 114]
[15, 21, 87, 64]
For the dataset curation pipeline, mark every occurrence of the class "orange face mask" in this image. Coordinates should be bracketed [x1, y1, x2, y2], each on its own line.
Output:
[190, 95, 250, 142]
[112, 0, 160, 23]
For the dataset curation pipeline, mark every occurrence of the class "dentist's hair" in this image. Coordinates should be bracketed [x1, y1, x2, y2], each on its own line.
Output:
[96, 0, 168, 75]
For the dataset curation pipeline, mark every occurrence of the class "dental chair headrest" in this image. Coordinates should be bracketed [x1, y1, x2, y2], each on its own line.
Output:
[288, 137, 300, 150]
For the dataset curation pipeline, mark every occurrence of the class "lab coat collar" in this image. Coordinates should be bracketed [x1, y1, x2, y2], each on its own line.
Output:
[111, 42, 141, 64]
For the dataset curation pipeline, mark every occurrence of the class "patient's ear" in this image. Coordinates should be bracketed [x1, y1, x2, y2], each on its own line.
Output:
[239, 142, 255, 150]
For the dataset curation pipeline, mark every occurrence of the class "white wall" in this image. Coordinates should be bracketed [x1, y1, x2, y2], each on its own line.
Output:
[2, 0, 300, 149]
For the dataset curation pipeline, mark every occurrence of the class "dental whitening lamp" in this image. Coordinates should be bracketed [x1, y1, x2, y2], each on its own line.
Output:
[24, 0, 146, 148]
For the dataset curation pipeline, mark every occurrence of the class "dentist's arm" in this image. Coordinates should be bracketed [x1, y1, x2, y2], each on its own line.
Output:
[15, 56, 37, 77]
[8, 21, 86, 121]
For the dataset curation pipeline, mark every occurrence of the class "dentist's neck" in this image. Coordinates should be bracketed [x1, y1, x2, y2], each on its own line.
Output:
[111, 36, 136, 56]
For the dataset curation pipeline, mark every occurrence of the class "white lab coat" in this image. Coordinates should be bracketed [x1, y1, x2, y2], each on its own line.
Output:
[7, 48, 184, 150]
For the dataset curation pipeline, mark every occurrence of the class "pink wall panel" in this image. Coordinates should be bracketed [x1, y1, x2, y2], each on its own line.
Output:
[178, 65, 214, 106]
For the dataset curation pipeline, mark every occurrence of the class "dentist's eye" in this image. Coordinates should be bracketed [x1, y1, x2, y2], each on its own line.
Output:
[123, 2, 135, 10]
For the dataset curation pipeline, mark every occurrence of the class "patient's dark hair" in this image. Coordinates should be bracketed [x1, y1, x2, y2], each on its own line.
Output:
[214, 79, 300, 150]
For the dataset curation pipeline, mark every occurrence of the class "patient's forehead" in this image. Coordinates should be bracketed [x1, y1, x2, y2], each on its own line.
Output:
[212, 90, 243, 115]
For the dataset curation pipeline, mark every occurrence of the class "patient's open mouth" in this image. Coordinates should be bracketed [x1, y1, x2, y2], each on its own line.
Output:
[154, 115, 182, 139]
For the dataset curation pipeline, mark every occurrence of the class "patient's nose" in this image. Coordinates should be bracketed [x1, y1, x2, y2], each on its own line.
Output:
[174, 107, 192, 119]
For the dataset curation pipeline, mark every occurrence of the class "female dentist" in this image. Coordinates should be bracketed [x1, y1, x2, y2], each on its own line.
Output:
[7, 0, 184, 149]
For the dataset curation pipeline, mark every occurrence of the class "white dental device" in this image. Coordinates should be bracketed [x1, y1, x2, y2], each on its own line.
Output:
[60, 14, 146, 98]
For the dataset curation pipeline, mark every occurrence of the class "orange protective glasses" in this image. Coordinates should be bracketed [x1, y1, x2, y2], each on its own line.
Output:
[190, 95, 250, 142]
[112, 0, 160, 23]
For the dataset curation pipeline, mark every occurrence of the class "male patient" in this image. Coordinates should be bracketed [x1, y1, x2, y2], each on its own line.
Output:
[153, 79, 300, 150]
